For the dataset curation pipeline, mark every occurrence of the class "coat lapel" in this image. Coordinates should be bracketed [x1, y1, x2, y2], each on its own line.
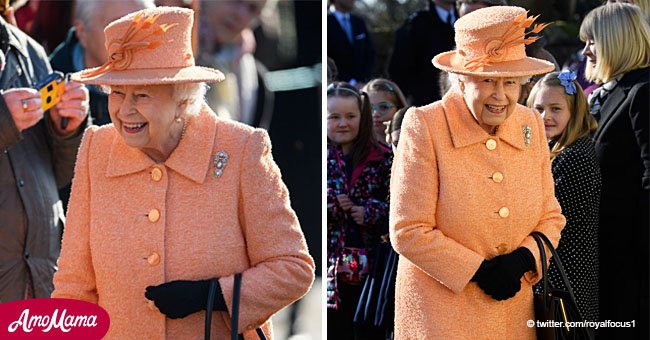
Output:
[166, 105, 217, 183]
[106, 104, 217, 183]
[593, 69, 648, 140]
[593, 88, 625, 140]
[442, 90, 527, 150]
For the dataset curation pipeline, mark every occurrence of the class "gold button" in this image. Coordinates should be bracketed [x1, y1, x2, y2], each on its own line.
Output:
[496, 243, 509, 254]
[492, 172, 504, 183]
[148, 209, 160, 223]
[498, 207, 510, 218]
[246, 325, 254, 330]
[151, 168, 162, 182]
[486, 139, 497, 150]
[147, 252, 160, 266]
[147, 300, 158, 311]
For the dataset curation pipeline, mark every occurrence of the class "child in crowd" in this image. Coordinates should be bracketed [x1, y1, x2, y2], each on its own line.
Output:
[327, 82, 393, 339]
[527, 70, 601, 322]
[363, 79, 407, 146]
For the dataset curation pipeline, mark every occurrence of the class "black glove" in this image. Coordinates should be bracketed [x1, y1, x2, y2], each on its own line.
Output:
[471, 247, 535, 301]
[145, 279, 228, 319]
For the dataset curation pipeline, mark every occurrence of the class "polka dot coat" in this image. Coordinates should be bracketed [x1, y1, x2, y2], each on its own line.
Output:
[534, 137, 601, 321]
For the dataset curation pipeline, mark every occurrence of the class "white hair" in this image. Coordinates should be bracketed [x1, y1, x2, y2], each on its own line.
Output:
[172, 82, 209, 117]
[74, 0, 156, 25]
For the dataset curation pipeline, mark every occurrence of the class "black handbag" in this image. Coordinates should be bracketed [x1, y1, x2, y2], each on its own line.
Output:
[531, 232, 595, 340]
[204, 273, 267, 340]
[353, 240, 398, 329]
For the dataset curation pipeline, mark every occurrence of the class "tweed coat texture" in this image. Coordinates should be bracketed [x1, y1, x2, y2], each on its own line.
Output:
[389, 90, 566, 339]
[52, 105, 315, 339]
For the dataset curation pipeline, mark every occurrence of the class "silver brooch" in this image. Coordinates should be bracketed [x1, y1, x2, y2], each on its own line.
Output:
[522, 125, 532, 146]
[213, 151, 228, 178]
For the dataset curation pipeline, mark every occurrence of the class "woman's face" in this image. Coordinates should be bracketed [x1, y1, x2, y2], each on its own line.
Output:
[327, 96, 361, 149]
[368, 90, 398, 131]
[108, 84, 184, 159]
[532, 85, 572, 140]
[459, 75, 522, 133]
[582, 39, 597, 68]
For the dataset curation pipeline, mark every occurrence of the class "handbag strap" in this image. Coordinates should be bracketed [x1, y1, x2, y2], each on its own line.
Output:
[531, 232, 585, 321]
[232, 273, 268, 340]
[204, 274, 267, 340]
[531, 232, 579, 303]
[531, 233, 549, 306]
[205, 279, 219, 340]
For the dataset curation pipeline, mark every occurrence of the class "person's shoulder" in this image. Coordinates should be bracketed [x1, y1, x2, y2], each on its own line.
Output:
[49, 28, 78, 70]
[214, 114, 268, 149]
[88, 124, 118, 144]
[557, 137, 598, 168]
[4, 22, 46, 58]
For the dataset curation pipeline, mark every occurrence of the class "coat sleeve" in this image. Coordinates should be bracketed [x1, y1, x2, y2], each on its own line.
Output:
[519, 113, 566, 284]
[389, 107, 484, 294]
[51, 126, 98, 303]
[218, 129, 315, 332]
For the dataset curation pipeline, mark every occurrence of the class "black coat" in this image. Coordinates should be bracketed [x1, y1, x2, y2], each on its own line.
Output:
[327, 12, 375, 83]
[388, 7, 456, 106]
[593, 67, 649, 338]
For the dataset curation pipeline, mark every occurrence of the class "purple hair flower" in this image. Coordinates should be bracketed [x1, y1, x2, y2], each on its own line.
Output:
[557, 71, 577, 95]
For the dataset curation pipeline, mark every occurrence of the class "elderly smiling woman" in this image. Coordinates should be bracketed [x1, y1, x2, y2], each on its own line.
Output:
[52, 7, 314, 339]
[389, 6, 566, 339]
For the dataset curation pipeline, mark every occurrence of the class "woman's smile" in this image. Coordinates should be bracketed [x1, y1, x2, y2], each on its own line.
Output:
[122, 122, 148, 134]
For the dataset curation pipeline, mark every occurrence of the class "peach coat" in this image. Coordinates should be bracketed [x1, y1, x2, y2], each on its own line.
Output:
[389, 91, 566, 339]
[52, 105, 315, 339]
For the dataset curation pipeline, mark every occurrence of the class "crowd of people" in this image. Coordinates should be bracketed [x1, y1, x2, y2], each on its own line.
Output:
[328, 0, 649, 339]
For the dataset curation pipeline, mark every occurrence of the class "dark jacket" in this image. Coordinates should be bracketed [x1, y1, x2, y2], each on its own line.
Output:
[327, 12, 375, 83]
[49, 28, 110, 126]
[388, 6, 456, 106]
[0, 18, 84, 302]
[593, 67, 649, 338]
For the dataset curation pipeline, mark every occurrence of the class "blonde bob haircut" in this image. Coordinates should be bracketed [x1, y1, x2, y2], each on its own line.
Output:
[580, 3, 650, 83]
[526, 71, 597, 161]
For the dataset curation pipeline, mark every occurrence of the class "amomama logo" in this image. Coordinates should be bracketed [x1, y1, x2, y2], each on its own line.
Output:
[0, 298, 110, 339]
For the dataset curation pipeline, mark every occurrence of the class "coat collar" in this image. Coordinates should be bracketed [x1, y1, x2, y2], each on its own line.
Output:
[442, 90, 528, 150]
[106, 104, 217, 183]
[595, 67, 649, 139]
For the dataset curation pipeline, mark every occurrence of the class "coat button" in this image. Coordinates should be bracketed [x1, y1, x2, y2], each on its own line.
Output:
[148, 209, 160, 222]
[486, 139, 497, 150]
[147, 252, 160, 266]
[498, 207, 510, 218]
[492, 172, 504, 183]
[147, 300, 158, 311]
[496, 243, 509, 254]
[246, 325, 254, 330]
[151, 168, 162, 182]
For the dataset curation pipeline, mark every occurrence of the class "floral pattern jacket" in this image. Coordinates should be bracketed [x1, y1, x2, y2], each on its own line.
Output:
[326, 143, 392, 309]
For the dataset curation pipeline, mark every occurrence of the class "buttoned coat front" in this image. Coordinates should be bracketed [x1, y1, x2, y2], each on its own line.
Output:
[389, 91, 565, 339]
[52, 105, 315, 339]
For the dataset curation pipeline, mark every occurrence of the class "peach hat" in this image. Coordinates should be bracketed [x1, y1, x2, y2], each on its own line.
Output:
[432, 6, 555, 77]
[71, 7, 224, 85]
